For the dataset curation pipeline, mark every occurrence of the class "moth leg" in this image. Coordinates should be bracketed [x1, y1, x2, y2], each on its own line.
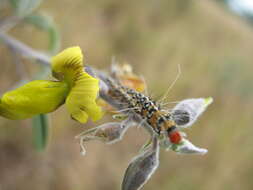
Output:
[112, 113, 128, 120]
[136, 118, 146, 129]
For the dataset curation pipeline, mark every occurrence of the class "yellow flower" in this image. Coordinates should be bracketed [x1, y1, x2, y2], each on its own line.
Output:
[51, 46, 103, 123]
[0, 46, 103, 123]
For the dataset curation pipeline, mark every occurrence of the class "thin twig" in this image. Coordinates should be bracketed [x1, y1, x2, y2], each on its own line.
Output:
[0, 16, 21, 32]
[8, 46, 28, 80]
[0, 32, 51, 65]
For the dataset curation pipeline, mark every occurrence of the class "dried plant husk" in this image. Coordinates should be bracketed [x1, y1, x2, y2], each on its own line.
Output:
[171, 97, 213, 128]
[122, 138, 159, 190]
[76, 117, 134, 155]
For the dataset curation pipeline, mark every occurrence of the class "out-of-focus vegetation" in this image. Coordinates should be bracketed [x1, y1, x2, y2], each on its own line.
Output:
[1, 0, 253, 190]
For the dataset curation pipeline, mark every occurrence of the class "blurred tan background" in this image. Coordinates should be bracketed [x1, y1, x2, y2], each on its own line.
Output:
[1, 0, 253, 189]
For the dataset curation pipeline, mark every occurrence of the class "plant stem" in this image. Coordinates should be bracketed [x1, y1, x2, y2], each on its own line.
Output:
[0, 32, 50, 66]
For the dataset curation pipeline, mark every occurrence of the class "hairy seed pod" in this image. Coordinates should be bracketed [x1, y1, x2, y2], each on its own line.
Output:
[122, 138, 159, 190]
[171, 139, 208, 155]
[171, 97, 213, 128]
[76, 117, 134, 155]
[93, 122, 129, 144]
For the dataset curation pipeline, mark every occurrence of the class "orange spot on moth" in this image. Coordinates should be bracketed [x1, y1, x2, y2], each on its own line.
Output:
[168, 131, 182, 144]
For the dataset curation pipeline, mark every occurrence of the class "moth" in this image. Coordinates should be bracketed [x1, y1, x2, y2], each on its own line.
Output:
[77, 64, 213, 190]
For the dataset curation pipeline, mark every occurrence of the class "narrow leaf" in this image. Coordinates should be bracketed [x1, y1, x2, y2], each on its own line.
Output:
[32, 114, 49, 151]
[24, 13, 60, 53]
[9, 0, 42, 16]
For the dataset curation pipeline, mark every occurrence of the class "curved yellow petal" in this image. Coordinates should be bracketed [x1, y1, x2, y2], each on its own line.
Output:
[51, 46, 103, 123]
[66, 72, 103, 123]
[51, 46, 83, 83]
[0, 80, 69, 120]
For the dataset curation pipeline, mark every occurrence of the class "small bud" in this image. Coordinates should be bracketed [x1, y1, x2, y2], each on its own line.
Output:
[172, 97, 213, 128]
[122, 138, 159, 190]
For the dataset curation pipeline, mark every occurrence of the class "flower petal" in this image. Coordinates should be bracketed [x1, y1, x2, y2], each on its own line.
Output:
[66, 72, 103, 123]
[171, 138, 208, 155]
[51, 47, 103, 123]
[51, 46, 83, 81]
[0, 80, 68, 119]
[171, 97, 213, 128]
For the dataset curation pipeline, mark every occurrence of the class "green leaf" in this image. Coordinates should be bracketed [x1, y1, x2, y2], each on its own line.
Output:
[32, 114, 49, 151]
[9, 0, 43, 16]
[25, 13, 60, 54]
[48, 26, 60, 54]
[9, 0, 20, 10]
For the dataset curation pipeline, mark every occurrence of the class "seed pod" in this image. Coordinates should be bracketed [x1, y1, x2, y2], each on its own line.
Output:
[76, 118, 134, 155]
[122, 138, 159, 190]
[171, 139, 207, 155]
[171, 97, 213, 128]
[93, 122, 128, 144]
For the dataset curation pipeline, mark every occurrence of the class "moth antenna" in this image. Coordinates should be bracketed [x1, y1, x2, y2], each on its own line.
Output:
[111, 56, 117, 65]
[160, 108, 174, 112]
[114, 102, 129, 106]
[160, 101, 182, 110]
[160, 101, 181, 106]
[111, 107, 140, 113]
[136, 118, 147, 129]
[158, 64, 181, 104]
